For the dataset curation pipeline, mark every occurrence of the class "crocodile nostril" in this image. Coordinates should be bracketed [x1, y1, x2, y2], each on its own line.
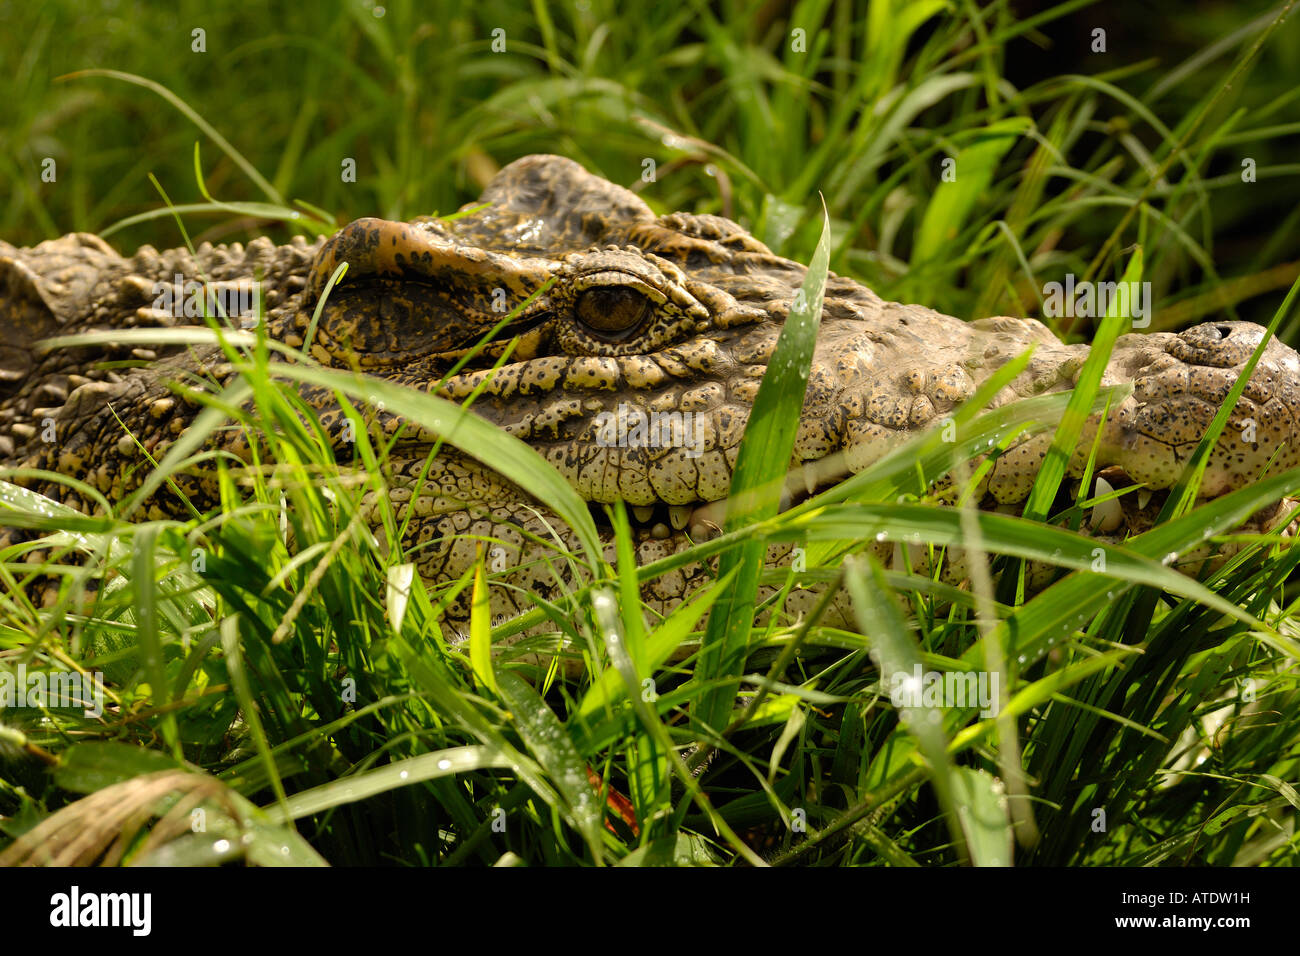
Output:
[1213, 325, 1233, 338]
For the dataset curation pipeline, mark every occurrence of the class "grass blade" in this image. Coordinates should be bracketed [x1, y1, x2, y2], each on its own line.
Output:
[694, 203, 831, 734]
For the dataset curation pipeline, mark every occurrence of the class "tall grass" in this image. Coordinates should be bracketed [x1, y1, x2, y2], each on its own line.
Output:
[1, 0, 1299, 866]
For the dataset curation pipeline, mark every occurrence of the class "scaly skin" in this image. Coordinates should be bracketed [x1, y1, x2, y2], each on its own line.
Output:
[2, 155, 1298, 629]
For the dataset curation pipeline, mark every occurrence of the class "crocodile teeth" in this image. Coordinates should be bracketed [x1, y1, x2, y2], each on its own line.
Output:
[1090, 476, 1124, 533]
[690, 519, 722, 542]
[669, 505, 692, 530]
[1137, 489, 1153, 510]
[650, 523, 671, 540]
[134, 307, 176, 326]
[115, 275, 155, 300]
[632, 505, 655, 523]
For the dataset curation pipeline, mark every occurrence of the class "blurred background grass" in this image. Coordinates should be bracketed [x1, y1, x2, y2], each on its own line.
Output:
[2, 0, 1298, 330]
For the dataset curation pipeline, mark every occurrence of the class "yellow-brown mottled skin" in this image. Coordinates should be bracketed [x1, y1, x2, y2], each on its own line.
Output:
[2, 155, 1299, 632]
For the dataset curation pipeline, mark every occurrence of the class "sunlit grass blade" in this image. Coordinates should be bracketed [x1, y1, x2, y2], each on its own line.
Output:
[785, 502, 1270, 631]
[952, 767, 1015, 867]
[694, 205, 830, 735]
[265, 746, 513, 823]
[843, 555, 974, 864]
[957, 465, 1300, 677]
[496, 672, 604, 860]
[469, 547, 496, 694]
[1020, 246, 1143, 523]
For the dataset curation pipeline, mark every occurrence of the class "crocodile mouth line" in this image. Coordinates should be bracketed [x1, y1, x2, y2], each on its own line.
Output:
[582, 467, 853, 545]
[587, 498, 716, 542]
[580, 465, 1181, 549]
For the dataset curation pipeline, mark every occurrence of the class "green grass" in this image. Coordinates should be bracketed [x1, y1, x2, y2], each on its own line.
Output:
[2, 0, 1300, 866]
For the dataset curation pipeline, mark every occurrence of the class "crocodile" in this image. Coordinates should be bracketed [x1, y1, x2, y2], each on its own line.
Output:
[2, 154, 1298, 632]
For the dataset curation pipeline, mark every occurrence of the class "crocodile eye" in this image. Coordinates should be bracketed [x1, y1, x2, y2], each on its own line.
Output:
[574, 287, 651, 338]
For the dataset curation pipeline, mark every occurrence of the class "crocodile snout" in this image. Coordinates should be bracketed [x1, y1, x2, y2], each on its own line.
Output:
[1102, 320, 1300, 497]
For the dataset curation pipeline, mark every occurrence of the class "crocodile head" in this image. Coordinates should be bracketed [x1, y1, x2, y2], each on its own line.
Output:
[4, 154, 1299, 624]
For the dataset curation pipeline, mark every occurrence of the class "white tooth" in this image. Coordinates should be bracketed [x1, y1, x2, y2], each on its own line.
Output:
[1090, 476, 1124, 533]
[1137, 489, 1153, 510]
[779, 486, 792, 512]
[669, 505, 691, 530]
[633, 505, 655, 523]
[651, 523, 671, 540]
[690, 519, 722, 542]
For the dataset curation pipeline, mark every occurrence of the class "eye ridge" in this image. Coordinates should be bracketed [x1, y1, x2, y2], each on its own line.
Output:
[575, 286, 651, 338]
